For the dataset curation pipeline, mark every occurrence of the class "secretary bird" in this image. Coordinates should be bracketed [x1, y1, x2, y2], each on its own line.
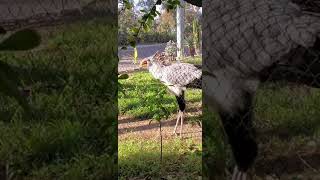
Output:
[140, 51, 202, 135]
[202, 0, 320, 179]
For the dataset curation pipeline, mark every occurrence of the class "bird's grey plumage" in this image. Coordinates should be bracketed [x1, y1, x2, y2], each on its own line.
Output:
[203, 0, 320, 77]
[160, 63, 201, 87]
[147, 54, 202, 93]
[144, 52, 202, 135]
[203, 0, 320, 179]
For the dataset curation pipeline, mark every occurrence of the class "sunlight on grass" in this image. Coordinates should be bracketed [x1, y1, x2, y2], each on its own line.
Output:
[119, 138, 202, 179]
[182, 56, 202, 65]
[118, 71, 202, 119]
[118, 61, 202, 179]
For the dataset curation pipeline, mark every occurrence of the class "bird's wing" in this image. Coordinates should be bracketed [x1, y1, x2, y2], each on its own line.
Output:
[160, 63, 202, 87]
[194, 64, 202, 70]
[203, 0, 320, 76]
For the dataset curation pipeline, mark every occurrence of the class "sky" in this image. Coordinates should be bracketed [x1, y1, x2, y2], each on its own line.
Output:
[133, 0, 162, 11]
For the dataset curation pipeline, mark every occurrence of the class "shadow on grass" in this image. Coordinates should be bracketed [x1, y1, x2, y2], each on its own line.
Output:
[118, 106, 201, 125]
[255, 150, 320, 176]
[257, 117, 320, 142]
[119, 113, 202, 135]
[118, 116, 149, 124]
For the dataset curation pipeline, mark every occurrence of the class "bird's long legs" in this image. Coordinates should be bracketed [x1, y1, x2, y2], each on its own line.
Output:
[173, 110, 185, 135]
[232, 166, 247, 180]
[217, 89, 257, 176]
[173, 92, 186, 136]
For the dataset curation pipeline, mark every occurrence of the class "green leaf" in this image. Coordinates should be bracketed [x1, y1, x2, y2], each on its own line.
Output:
[131, 27, 139, 35]
[129, 39, 136, 48]
[143, 24, 150, 32]
[128, 35, 136, 48]
[151, 10, 157, 16]
[142, 14, 149, 21]
[148, 15, 154, 22]
[133, 47, 138, 64]
[118, 74, 129, 79]
[129, 41, 136, 48]
[123, 0, 133, 9]
[140, 9, 147, 13]
[0, 29, 41, 51]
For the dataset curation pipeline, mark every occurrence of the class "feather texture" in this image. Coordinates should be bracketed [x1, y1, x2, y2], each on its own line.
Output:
[203, 0, 320, 76]
[160, 63, 201, 87]
[146, 53, 202, 93]
[203, 0, 320, 175]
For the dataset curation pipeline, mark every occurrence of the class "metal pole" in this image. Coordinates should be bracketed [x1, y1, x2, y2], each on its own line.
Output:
[176, 0, 185, 62]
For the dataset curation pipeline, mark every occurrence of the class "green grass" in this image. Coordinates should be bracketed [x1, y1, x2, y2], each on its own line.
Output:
[0, 19, 117, 179]
[119, 139, 202, 179]
[182, 55, 202, 65]
[118, 57, 202, 179]
[203, 84, 320, 179]
[119, 55, 320, 178]
[118, 71, 202, 120]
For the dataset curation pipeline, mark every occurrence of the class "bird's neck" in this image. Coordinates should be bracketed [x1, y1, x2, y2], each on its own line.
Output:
[149, 62, 165, 79]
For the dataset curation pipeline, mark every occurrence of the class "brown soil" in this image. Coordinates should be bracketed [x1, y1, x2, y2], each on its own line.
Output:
[253, 147, 320, 179]
[118, 111, 202, 142]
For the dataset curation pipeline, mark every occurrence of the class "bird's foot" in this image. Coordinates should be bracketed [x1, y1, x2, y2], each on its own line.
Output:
[197, 120, 202, 128]
[232, 166, 247, 180]
[179, 111, 184, 136]
[173, 128, 178, 136]
[173, 111, 184, 136]
[173, 113, 181, 136]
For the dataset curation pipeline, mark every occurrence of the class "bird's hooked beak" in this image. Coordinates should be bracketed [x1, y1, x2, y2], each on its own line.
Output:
[140, 58, 149, 69]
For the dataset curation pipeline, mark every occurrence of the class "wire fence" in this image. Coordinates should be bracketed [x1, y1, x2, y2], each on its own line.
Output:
[0, 1, 118, 179]
[203, 0, 320, 178]
[0, 0, 117, 30]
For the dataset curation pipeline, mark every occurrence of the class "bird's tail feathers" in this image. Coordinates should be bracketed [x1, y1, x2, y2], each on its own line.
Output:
[186, 77, 202, 89]
[194, 64, 202, 70]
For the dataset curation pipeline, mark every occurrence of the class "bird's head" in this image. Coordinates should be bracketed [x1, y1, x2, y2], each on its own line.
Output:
[139, 58, 151, 69]
[139, 51, 161, 69]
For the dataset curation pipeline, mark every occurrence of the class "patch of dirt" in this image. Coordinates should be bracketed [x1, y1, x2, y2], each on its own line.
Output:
[118, 111, 202, 142]
[255, 151, 320, 175]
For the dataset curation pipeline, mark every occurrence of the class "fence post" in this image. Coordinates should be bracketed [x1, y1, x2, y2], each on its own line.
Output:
[176, 0, 185, 62]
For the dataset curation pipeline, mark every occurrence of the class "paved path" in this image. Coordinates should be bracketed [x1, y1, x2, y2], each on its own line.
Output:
[118, 43, 167, 73]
